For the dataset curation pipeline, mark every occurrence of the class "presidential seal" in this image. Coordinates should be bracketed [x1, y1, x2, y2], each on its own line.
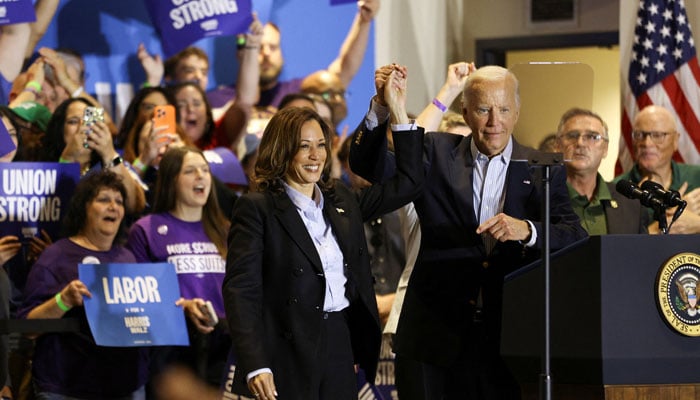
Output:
[656, 252, 700, 336]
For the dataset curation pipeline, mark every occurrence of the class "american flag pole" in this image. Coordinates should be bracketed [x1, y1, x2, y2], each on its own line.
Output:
[619, 0, 700, 174]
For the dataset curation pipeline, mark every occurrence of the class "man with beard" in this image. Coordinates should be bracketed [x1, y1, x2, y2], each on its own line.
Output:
[557, 107, 648, 234]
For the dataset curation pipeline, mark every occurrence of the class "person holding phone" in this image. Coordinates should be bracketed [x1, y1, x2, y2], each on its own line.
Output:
[38, 98, 146, 215]
[119, 87, 189, 177]
[127, 146, 231, 389]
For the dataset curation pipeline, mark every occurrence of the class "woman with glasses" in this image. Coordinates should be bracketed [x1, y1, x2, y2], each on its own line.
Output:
[37, 98, 146, 214]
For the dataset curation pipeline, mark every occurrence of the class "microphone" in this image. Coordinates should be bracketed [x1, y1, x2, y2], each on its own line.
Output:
[615, 179, 665, 209]
[640, 180, 686, 208]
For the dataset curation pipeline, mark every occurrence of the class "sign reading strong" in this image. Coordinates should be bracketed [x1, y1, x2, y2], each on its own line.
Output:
[656, 252, 700, 336]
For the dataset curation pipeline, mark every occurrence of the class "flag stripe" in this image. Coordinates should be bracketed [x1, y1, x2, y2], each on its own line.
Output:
[620, 0, 700, 173]
[660, 73, 700, 157]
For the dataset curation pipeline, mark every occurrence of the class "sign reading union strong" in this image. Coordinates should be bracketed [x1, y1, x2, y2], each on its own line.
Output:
[656, 252, 700, 336]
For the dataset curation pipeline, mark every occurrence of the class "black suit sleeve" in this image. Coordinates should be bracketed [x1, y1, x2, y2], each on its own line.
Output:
[349, 118, 394, 183]
[355, 127, 425, 222]
[532, 164, 589, 250]
[223, 194, 267, 377]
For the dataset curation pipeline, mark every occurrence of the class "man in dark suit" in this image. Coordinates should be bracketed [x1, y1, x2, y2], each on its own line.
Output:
[556, 107, 649, 234]
[349, 65, 588, 399]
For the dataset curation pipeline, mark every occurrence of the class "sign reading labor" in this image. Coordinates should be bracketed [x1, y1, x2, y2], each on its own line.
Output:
[79, 262, 189, 346]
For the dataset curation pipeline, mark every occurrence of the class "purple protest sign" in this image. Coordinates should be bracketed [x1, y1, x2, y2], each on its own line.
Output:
[144, 0, 253, 56]
[0, 119, 16, 159]
[0, 162, 80, 242]
[203, 147, 247, 186]
[0, 0, 36, 26]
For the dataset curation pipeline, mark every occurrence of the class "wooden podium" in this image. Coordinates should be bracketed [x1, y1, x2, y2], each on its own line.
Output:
[501, 235, 700, 400]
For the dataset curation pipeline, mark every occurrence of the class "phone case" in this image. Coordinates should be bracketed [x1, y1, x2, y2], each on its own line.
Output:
[200, 300, 219, 327]
[153, 104, 177, 136]
[83, 106, 105, 126]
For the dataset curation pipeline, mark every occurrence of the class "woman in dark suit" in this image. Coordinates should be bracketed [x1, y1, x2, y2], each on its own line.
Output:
[223, 67, 421, 400]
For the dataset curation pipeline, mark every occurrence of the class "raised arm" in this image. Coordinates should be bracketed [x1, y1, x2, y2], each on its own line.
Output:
[416, 62, 475, 131]
[137, 43, 164, 88]
[348, 64, 402, 183]
[219, 13, 264, 151]
[84, 119, 147, 214]
[0, 23, 31, 85]
[327, 0, 380, 87]
[8, 57, 45, 107]
[385, 66, 408, 125]
[358, 65, 424, 221]
[25, 0, 60, 59]
[39, 47, 118, 132]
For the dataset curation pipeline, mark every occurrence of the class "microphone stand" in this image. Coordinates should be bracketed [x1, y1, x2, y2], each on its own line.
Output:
[528, 152, 563, 400]
[653, 203, 669, 234]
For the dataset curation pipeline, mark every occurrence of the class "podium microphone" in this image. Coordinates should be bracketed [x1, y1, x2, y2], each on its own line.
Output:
[640, 180, 686, 208]
[615, 179, 665, 209]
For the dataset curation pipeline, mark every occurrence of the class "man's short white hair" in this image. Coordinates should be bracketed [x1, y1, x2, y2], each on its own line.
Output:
[462, 65, 520, 108]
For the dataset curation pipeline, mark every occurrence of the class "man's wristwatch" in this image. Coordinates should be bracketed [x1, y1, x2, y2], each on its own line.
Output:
[102, 155, 123, 170]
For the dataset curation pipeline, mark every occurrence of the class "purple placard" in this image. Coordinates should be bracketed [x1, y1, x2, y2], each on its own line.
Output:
[0, 162, 80, 242]
[0, 0, 36, 26]
[203, 147, 248, 186]
[330, 0, 356, 5]
[144, 0, 253, 56]
[0, 118, 16, 158]
[356, 335, 396, 399]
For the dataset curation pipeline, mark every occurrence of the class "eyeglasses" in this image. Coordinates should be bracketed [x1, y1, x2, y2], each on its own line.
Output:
[320, 90, 346, 102]
[631, 130, 670, 144]
[559, 130, 608, 145]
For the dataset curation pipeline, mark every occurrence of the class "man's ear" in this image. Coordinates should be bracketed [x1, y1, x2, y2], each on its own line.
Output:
[673, 131, 680, 151]
[602, 140, 609, 159]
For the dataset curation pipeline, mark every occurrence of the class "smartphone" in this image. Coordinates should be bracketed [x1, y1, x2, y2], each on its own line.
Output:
[199, 300, 219, 327]
[153, 104, 177, 141]
[83, 106, 105, 126]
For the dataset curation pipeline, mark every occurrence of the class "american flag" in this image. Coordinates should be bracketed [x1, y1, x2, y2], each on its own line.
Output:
[619, 0, 700, 174]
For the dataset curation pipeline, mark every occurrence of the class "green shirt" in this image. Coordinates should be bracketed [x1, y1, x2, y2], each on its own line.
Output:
[614, 161, 700, 226]
[614, 160, 700, 192]
[567, 173, 610, 235]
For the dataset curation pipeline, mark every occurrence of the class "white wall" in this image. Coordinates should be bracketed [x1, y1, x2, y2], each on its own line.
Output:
[375, 0, 621, 116]
[375, 0, 700, 177]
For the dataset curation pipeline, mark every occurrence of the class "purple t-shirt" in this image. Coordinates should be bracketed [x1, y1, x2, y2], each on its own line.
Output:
[207, 78, 303, 109]
[127, 212, 226, 317]
[20, 238, 149, 398]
